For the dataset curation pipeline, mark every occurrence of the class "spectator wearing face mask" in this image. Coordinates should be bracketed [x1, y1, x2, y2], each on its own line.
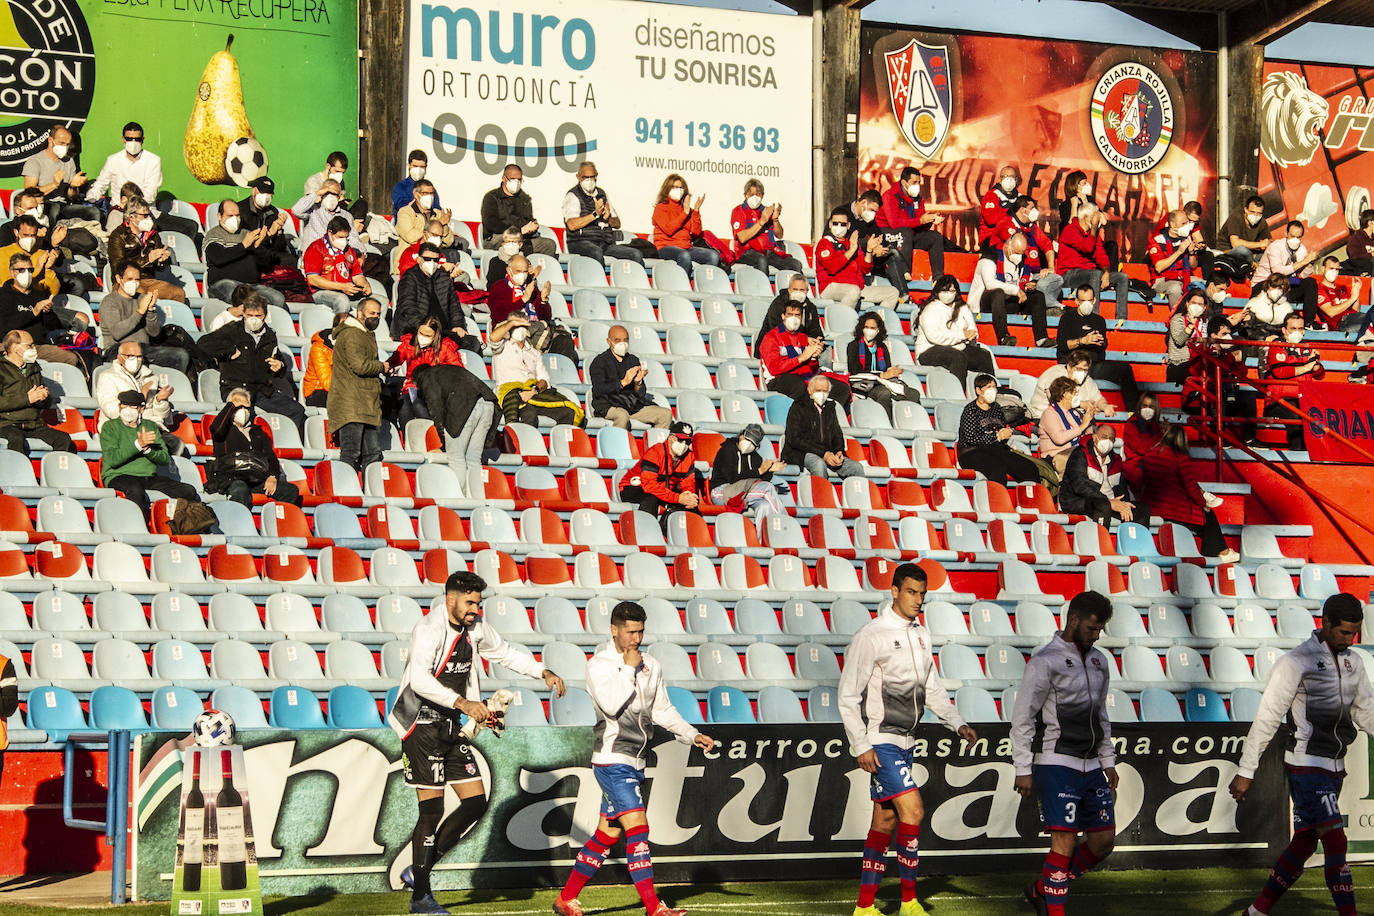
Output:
[563, 161, 643, 266]
[846, 189, 904, 289]
[970, 232, 1050, 349]
[303, 151, 367, 219]
[205, 285, 252, 333]
[760, 300, 852, 410]
[480, 164, 557, 255]
[100, 389, 199, 520]
[492, 313, 585, 428]
[1055, 284, 1140, 409]
[1121, 392, 1163, 493]
[22, 126, 97, 224]
[957, 373, 1040, 487]
[732, 178, 803, 276]
[1057, 200, 1130, 326]
[1166, 289, 1211, 385]
[1264, 314, 1323, 450]
[87, 122, 206, 244]
[1217, 194, 1271, 264]
[106, 196, 186, 303]
[815, 206, 900, 311]
[397, 180, 460, 254]
[1312, 256, 1366, 333]
[1037, 377, 1096, 475]
[386, 316, 463, 430]
[754, 274, 822, 358]
[1202, 271, 1232, 324]
[484, 227, 527, 283]
[782, 376, 864, 479]
[0, 329, 74, 455]
[915, 274, 997, 387]
[328, 298, 389, 472]
[0, 216, 62, 296]
[104, 182, 143, 233]
[392, 242, 479, 353]
[1027, 349, 1112, 421]
[292, 178, 364, 251]
[487, 255, 579, 366]
[709, 423, 783, 536]
[1137, 424, 1236, 561]
[1239, 275, 1295, 339]
[202, 199, 287, 309]
[236, 177, 296, 271]
[847, 312, 917, 420]
[1058, 425, 1149, 526]
[393, 150, 435, 217]
[589, 324, 671, 429]
[1207, 317, 1261, 443]
[94, 341, 180, 451]
[1252, 220, 1319, 323]
[992, 196, 1061, 306]
[204, 387, 301, 508]
[97, 263, 190, 372]
[1343, 209, 1374, 277]
[303, 312, 347, 408]
[652, 173, 720, 277]
[978, 166, 1021, 252]
[875, 166, 945, 283]
[0, 253, 82, 370]
[1148, 210, 1203, 308]
[303, 215, 370, 315]
[198, 294, 305, 431]
[619, 420, 704, 522]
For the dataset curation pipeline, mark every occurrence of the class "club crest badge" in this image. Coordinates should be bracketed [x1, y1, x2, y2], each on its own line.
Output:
[885, 39, 953, 159]
[1090, 61, 1175, 174]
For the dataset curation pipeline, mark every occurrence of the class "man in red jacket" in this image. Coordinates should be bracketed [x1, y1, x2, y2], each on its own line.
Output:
[978, 165, 1020, 252]
[618, 420, 703, 524]
[876, 166, 945, 283]
[993, 196, 1061, 305]
[759, 300, 852, 409]
[815, 206, 900, 310]
[731, 178, 802, 276]
[1147, 210, 1202, 309]
[1263, 313, 1323, 450]
[1057, 202, 1130, 324]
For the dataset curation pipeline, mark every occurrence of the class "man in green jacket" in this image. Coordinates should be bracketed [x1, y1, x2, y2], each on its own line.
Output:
[100, 389, 198, 519]
[327, 297, 388, 472]
[0, 329, 74, 455]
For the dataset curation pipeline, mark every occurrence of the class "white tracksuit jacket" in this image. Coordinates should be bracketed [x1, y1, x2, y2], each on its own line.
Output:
[587, 642, 699, 769]
[1010, 634, 1115, 776]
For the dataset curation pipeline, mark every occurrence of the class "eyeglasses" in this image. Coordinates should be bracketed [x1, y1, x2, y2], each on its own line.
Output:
[123, 135, 142, 142]
[419, 257, 441, 263]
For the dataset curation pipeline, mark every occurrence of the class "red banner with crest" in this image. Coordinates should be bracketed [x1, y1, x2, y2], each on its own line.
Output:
[1300, 380, 1374, 463]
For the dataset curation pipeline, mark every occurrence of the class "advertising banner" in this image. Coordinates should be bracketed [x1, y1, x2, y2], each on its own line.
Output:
[133, 723, 1284, 901]
[170, 746, 264, 916]
[404, 0, 814, 242]
[1259, 60, 1374, 257]
[858, 28, 1218, 261]
[0, 0, 358, 200]
[1300, 380, 1374, 463]
[1341, 733, 1374, 861]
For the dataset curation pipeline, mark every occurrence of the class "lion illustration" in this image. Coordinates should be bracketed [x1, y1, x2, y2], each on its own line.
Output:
[1261, 71, 1329, 167]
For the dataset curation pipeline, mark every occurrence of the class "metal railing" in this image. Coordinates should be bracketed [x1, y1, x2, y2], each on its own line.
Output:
[61, 730, 131, 905]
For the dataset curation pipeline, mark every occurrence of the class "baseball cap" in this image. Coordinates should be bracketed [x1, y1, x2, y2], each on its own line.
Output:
[741, 423, 764, 446]
[117, 389, 145, 407]
[669, 420, 694, 441]
[250, 176, 275, 193]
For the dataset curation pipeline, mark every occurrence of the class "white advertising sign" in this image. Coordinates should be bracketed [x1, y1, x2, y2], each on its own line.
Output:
[406, 0, 814, 244]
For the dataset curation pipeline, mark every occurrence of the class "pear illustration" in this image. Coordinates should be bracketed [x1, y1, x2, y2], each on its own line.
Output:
[184, 34, 254, 185]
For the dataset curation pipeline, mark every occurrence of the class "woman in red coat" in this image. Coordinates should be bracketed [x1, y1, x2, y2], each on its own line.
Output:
[386, 315, 464, 430]
[1137, 424, 1238, 561]
[1121, 392, 1163, 493]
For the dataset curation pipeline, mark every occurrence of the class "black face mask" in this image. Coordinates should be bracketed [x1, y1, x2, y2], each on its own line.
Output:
[364, 316, 380, 331]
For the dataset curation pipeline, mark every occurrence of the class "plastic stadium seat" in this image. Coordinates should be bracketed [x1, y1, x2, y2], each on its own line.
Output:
[1299, 565, 1339, 602]
[985, 644, 1026, 680]
[28, 686, 87, 741]
[1209, 646, 1255, 684]
[210, 685, 269, 729]
[1104, 688, 1137, 723]
[1240, 527, 1301, 567]
[707, 685, 754, 723]
[794, 642, 840, 681]
[1145, 604, 1189, 639]
[93, 638, 167, 690]
[1165, 645, 1208, 683]
[1121, 645, 1166, 682]
[326, 684, 383, 728]
[815, 556, 863, 593]
[1117, 522, 1163, 561]
[549, 686, 595, 726]
[318, 547, 370, 588]
[758, 686, 806, 723]
[1255, 565, 1300, 602]
[767, 555, 813, 592]
[502, 687, 548, 727]
[534, 598, 585, 639]
[90, 685, 150, 731]
[270, 686, 326, 728]
[936, 643, 983, 680]
[802, 685, 839, 723]
[955, 686, 999, 722]
[1277, 605, 1316, 639]
[33, 590, 96, 643]
[1233, 603, 1276, 639]
[1230, 688, 1263, 722]
[37, 495, 90, 537]
[745, 643, 796, 682]
[34, 636, 107, 691]
[151, 685, 203, 730]
[1215, 563, 1257, 599]
[269, 640, 331, 691]
[665, 686, 703, 725]
[207, 544, 259, 583]
[1139, 687, 1183, 722]
[684, 598, 733, 639]
[210, 639, 278, 692]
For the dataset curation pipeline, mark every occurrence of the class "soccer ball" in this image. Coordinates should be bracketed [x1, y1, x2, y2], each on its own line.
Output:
[224, 136, 268, 188]
[191, 709, 237, 747]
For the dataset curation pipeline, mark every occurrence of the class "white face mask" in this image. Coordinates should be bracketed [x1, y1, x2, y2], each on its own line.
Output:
[611, 341, 628, 358]
[1287, 330, 1304, 344]
[26, 207, 46, 226]
[906, 182, 921, 198]
[746, 195, 763, 209]
[416, 333, 434, 348]
[511, 271, 528, 286]
[1187, 302, 1205, 318]
[123, 356, 142, 375]
[788, 289, 807, 303]
[580, 178, 597, 195]
[1077, 301, 1095, 316]
[738, 439, 756, 454]
[245, 316, 265, 333]
[937, 290, 957, 304]
[222, 215, 240, 234]
[419, 194, 434, 210]
[427, 235, 443, 247]
[409, 166, 426, 182]
[504, 178, 522, 194]
[811, 390, 829, 405]
[1179, 221, 1195, 236]
[1139, 407, 1156, 421]
[1026, 208, 1040, 223]
[1006, 252, 1023, 266]
[328, 170, 345, 184]
[860, 208, 876, 223]
[863, 327, 878, 342]
[1246, 212, 1262, 226]
[1080, 184, 1093, 197]
[124, 140, 142, 156]
[322, 194, 339, 211]
[21, 347, 37, 364]
[1070, 392, 1083, 409]
[1000, 176, 1016, 193]
[16, 236, 36, 253]
[1286, 236, 1302, 251]
[1267, 288, 1285, 302]
[1211, 290, 1227, 304]
[829, 223, 848, 239]
[13, 270, 31, 289]
[1325, 268, 1339, 283]
[499, 242, 521, 258]
[419, 260, 437, 276]
[137, 217, 154, 233]
[122, 279, 140, 297]
[978, 388, 997, 405]
[670, 440, 690, 457]
[1095, 438, 1114, 455]
[783, 315, 802, 332]
[52, 143, 69, 159]
[510, 327, 529, 343]
[120, 406, 141, 425]
[668, 187, 685, 202]
[234, 407, 251, 427]
[254, 192, 272, 208]
[1069, 368, 1087, 384]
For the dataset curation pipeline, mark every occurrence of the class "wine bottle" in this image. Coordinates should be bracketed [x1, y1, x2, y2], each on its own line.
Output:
[215, 749, 247, 891]
[180, 752, 205, 892]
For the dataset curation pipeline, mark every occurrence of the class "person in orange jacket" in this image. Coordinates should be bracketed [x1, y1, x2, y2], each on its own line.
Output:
[302, 312, 346, 408]
[618, 421, 704, 526]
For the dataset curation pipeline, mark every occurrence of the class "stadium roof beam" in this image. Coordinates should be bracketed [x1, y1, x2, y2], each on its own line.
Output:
[1226, 0, 1340, 44]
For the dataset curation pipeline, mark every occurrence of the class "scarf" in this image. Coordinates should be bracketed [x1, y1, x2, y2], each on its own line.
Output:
[994, 250, 1033, 289]
[855, 342, 887, 372]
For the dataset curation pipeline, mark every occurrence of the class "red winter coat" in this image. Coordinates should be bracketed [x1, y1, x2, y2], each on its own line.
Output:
[1137, 444, 1208, 527]
[1121, 415, 1163, 493]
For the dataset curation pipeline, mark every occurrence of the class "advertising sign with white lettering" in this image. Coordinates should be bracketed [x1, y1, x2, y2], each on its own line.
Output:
[131, 724, 1285, 900]
[405, 0, 814, 242]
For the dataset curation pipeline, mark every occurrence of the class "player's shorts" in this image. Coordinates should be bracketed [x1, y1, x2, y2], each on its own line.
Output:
[595, 763, 646, 820]
[869, 743, 921, 803]
[1287, 766, 1345, 832]
[401, 717, 481, 789]
[1033, 764, 1115, 833]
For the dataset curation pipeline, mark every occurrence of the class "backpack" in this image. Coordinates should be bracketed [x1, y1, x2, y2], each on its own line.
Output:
[168, 498, 217, 536]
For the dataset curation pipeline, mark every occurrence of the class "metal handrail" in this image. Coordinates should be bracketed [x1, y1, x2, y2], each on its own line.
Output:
[61, 730, 130, 905]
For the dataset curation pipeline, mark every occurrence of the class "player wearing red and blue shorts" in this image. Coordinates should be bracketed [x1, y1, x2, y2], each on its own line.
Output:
[839, 563, 977, 916]
[1011, 591, 1117, 916]
[1230, 593, 1374, 916]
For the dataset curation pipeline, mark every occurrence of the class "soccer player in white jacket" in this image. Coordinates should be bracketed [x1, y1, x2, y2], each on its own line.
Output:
[1230, 593, 1374, 916]
[389, 572, 567, 915]
[553, 601, 714, 916]
[1012, 590, 1117, 916]
[839, 563, 977, 916]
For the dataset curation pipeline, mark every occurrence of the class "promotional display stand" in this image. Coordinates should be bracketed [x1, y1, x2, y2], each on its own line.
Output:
[170, 746, 262, 915]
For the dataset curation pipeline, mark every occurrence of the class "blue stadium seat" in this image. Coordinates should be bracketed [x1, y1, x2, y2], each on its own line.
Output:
[210, 685, 269, 729]
[270, 686, 326, 728]
[90, 685, 150, 731]
[707, 685, 754, 723]
[549, 687, 595, 726]
[28, 686, 88, 741]
[758, 686, 806, 723]
[667, 686, 704, 725]
[501, 687, 548, 727]
[326, 685, 383, 729]
[1139, 687, 1183, 722]
[151, 686, 203, 731]
[1184, 688, 1229, 722]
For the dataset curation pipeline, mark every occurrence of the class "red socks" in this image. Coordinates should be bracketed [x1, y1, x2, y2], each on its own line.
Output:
[856, 828, 891, 908]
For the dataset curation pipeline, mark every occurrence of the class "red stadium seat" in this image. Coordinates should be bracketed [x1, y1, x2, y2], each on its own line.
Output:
[319, 546, 367, 584]
[523, 508, 570, 547]
[549, 425, 595, 459]
[367, 505, 418, 544]
[797, 476, 839, 510]
[526, 553, 572, 587]
[666, 511, 713, 549]
[1012, 482, 1059, 516]
[673, 553, 718, 589]
[973, 480, 1016, 517]
[370, 463, 414, 499]
[263, 501, 312, 539]
[888, 479, 930, 512]
[35, 540, 85, 580]
[422, 548, 465, 584]
[691, 431, 724, 466]
[423, 506, 466, 542]
[313, 461, 360, 500]
[865, 556, 896, 591]
[0, 495, 35, 537]
[208, 544, 259, 582]
[474, 468, 515, 503]
[264, 546, 313, 583]
[854, 515, 898, 551]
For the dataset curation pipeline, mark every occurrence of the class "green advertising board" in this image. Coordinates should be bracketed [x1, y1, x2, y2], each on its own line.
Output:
[0, 0, 358, 201]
